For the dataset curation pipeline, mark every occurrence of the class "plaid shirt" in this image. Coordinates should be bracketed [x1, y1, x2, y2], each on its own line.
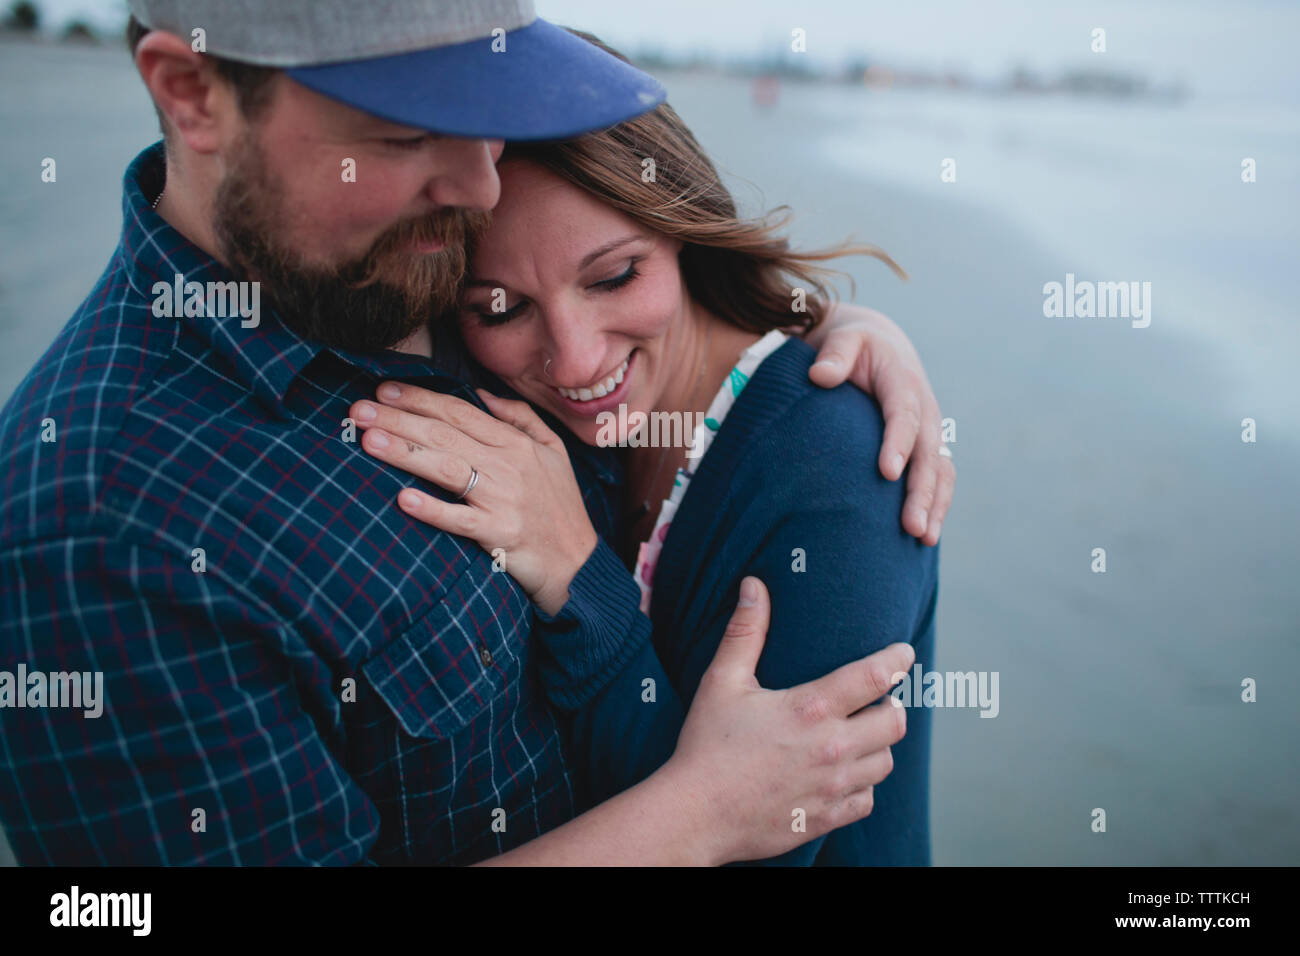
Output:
[0, 143, 661, 865]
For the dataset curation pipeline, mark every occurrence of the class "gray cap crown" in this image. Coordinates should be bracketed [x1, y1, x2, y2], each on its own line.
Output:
[127, 0, 536, 66]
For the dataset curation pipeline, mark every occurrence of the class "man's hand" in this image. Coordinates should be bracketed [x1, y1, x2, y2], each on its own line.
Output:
[480, 576, 912, 866]
[664, 577, 912, 865]
[803, 302, 953, 545]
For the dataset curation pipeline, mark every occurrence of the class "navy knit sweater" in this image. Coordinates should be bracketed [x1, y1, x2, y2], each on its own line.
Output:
[561, 336, 940, 865]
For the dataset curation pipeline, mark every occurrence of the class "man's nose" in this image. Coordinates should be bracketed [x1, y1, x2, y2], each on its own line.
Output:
[423, 137, 502, 211]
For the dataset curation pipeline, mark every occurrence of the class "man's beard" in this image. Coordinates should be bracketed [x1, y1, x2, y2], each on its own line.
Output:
[211, 134, 489, 353]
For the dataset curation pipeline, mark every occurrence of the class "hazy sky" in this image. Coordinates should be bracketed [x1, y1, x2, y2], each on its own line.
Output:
[26, 0, 1300, 98]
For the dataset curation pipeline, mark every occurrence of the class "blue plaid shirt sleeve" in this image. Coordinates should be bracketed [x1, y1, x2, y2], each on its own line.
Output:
[0, 536, 379, 865]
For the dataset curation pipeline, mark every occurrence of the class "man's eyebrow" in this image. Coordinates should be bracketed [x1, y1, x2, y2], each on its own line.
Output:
[360, 117, 442, 139]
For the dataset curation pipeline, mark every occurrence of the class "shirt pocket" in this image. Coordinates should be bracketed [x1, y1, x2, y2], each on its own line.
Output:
[360, 591, 514, 741]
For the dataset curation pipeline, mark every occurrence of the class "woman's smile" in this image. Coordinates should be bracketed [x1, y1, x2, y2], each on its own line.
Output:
[551, 350, 635, 417]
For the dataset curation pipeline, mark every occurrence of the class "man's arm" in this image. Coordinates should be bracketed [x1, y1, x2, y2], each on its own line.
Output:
[485, 580, 913, 866]
[0, 536, 909, 868]
[0, 538, 380, 865]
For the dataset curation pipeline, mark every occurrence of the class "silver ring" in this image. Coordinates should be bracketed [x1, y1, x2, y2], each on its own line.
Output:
[456, 466, 479, 500]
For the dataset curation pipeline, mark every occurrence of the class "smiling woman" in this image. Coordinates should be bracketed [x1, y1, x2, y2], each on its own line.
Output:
[450, 31, 906, 464]
[494, 52, 905, 339]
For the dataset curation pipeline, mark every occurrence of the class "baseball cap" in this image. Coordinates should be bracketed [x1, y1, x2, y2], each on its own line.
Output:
[127, 0, 666, 140]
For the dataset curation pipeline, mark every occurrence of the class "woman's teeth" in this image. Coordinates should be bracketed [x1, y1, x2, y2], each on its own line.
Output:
[557, 357, 629, 402]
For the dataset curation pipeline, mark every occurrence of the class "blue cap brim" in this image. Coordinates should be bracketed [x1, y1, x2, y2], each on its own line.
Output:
[285, 18, 665, 141]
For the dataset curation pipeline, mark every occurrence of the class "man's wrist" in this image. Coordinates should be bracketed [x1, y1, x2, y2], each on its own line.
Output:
[648, 757, 729, 866]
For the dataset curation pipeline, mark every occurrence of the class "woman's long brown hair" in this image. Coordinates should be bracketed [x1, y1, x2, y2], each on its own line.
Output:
[498, 29, 906, 336]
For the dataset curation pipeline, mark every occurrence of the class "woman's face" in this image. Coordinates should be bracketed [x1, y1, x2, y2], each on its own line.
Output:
[457, 159, 689, 447]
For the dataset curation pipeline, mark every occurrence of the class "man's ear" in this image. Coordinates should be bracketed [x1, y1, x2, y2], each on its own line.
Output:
[134, 30, 235, 155]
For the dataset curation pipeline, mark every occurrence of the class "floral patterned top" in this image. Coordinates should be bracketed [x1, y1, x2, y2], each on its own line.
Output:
[635, 329, 790, 613]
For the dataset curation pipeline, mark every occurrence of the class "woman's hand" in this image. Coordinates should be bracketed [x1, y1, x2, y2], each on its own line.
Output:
[349, 383, 598, 616]
[804, 302, 954, 545]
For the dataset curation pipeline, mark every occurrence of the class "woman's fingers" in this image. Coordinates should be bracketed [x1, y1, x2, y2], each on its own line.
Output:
[373, 381, 519, 447]
[395, 487, 482, 541]
[352, 397, 486, 462]
[476, 389, 562, 448]
[360, 423, 479, 498]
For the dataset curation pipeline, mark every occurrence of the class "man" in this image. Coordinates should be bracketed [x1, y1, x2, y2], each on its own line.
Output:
[0, 0, 951, 865]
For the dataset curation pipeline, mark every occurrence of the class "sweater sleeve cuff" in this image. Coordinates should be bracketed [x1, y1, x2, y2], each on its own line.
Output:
[531, 536, 652, 711]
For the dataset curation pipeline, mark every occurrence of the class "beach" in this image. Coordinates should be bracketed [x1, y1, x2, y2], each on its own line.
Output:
[1, 37, 1297, 866]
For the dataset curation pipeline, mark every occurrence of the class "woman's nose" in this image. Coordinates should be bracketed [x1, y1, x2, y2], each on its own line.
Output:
[543, 310, 610, 388]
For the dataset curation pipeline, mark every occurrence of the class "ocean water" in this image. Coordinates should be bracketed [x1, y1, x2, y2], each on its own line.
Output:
[656, 67, 1300, 864]
[808, 84, 1300, 441]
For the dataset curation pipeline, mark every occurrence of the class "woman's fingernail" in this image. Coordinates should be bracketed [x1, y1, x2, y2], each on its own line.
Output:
[910, 508, 928, 534]
[399, 490, 422, 510]
[891, 453, 905, 476]
[737, 577, 758, 607]
[378, 382, 401, 401]
[368, 430, 389, 449]
[813, 356, 844, 370]
[354, 402, 376, 423]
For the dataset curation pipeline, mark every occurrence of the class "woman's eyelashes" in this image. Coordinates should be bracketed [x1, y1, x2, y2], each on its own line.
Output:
[591, 259, 641, 291]
[473, 299, 528, 326]
[468, 259, 643, 326]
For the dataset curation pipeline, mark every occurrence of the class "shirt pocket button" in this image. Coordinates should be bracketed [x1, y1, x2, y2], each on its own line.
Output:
[478, 645, 494, 667]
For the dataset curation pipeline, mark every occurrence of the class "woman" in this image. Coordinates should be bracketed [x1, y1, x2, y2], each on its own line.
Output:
[353, 35, 944, 865]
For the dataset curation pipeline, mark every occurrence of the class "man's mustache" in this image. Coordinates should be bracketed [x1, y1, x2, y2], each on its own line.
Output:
[371, 207, 490, 259]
